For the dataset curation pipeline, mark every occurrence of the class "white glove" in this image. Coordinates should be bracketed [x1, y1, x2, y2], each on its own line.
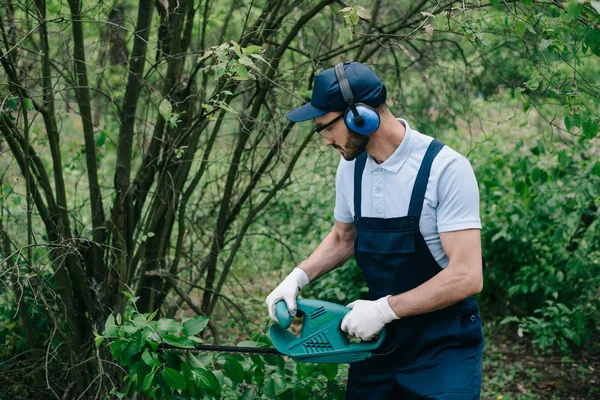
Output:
[340, 296, 400, 341]
[265, 268, 310, 322]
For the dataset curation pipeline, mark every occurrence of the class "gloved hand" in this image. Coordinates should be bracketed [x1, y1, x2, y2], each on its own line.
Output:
[265, 267, 310, 322]
[341, 296, 400, 341]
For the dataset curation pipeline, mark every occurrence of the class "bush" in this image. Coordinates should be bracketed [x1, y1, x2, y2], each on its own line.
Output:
[98, 295, 347, 399]
[472, 133, 600, 353]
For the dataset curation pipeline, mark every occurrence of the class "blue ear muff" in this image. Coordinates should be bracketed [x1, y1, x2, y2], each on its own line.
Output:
[335, 63, 380, 136]
[344, 102, 380, 136]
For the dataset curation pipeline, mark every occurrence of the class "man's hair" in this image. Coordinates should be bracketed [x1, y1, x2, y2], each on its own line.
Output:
[374, 85, 387, 113]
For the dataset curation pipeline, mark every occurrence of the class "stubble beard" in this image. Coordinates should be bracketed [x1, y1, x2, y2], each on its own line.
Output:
[338, 129, 370, 161]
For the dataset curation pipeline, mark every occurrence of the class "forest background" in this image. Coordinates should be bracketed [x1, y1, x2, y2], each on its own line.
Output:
[0, 0, 599, 398]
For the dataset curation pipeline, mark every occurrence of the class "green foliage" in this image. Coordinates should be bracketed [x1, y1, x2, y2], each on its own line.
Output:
[309, 260, 367, 304]
[197, 40, 268, 83]
[472, 132, 600, 354]
[337, 6, 372, 47]
[99, 297, 346, 399]
[501, 294, 589, 353]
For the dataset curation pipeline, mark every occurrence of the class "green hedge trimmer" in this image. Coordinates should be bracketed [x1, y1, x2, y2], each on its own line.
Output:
[162, 299, 387, 364]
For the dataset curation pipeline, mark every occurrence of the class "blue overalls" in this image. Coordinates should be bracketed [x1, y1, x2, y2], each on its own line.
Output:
[346, 139, 484, 400]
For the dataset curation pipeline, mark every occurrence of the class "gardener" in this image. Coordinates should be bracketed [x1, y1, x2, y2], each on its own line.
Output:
[265, 62, 484, 399]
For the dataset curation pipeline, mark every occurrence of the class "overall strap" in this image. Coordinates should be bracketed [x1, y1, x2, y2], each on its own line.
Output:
[353, 152, 368, 218]
[407, 139, 445, 218]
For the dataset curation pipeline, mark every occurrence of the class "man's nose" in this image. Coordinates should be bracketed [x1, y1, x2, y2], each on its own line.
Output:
[322, 136, 334, 146]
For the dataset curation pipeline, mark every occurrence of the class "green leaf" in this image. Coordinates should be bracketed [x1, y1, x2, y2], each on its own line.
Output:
[582, 118, 598, 139]
[556, 270, 564, 283]
[142, 349, 161, 367]
[237, 340, 258, 347]
[514, 21, 526, 37]
[23, 98, 34, 111]
[95, 132, 106, 148]
[531, 167, 542, 182]
[338, 27, 353, 47]
[143, 370, 155, 391]
[163, 335, 194, 349]
[109, 339, 129, 359]
[571, 113, 582, 128]
[159, 99, 172, 121]
[4, 97, 18, 111]
[584, 25, 600, 49]
[161, 367, 187, 391]
[188, 335, 203, 344]
[320, 363, 338, 380]
[186, 352, 206, 369]
[104, 314, 118, 336]
[214, 62, 227, 81]
[558, 150, 568, 166]
[249, 53, 270, 66]
[297, 362, 316, 380]
[349, 9, 359, 25]
[238, 53, 254, 67]
[563, 328, 581, 346]
[217, 101, 237, 114]
[147, 310, 159, 322]
[183, 316, 209, 336]
[356, 6, 371, 21]
[538, 39, 554, 51]
[242, 45, 263, 55]
[197, 50, 212, 63]
[231, 40, 246, 61]
[500, 316, 520, 325]
[94, 335, 105, 347]
[223, 357, 245, 383]
[566, 2, 583, 20]
[241, 388, 257, 400]
[591, 161, 600, 177]
[157, 318, 182, 335]
[521, 0, 532, 5]
[195, 368, 214, 389]
[236, 63, 249, 80]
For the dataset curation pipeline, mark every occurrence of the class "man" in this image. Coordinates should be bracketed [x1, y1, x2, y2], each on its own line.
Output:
[265, 62, 484, 399]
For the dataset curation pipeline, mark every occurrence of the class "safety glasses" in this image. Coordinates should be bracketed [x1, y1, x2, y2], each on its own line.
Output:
[314, 113, 344, 135]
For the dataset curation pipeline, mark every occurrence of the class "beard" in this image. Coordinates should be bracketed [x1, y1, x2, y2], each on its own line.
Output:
[335, 128, 370, 161]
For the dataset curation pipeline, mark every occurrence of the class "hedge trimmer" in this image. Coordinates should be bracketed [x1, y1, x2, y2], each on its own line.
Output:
[161, 299, 387, 364]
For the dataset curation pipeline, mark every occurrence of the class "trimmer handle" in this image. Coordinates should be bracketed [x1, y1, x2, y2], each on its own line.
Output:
[275, 300, 292, 329]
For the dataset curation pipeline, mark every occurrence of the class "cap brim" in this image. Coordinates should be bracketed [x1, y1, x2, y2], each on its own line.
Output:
[286, 103, 328, 122]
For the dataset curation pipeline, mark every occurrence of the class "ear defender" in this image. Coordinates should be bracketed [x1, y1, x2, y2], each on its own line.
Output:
[334, 63, 380, 136]
[343, 103, 380, 135]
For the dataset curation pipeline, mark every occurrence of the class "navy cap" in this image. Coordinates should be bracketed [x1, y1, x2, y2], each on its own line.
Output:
[286, 62, 386, 122]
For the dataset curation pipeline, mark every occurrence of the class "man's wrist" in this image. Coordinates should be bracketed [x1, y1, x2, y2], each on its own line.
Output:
[290, 267, 310, 289]
[381, 295, 400, 321]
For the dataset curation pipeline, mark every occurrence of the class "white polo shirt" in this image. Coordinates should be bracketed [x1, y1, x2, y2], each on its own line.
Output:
[334, 119, 482, 268]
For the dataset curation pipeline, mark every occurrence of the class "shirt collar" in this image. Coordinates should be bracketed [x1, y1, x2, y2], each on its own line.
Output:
[367, 118, 414, 174]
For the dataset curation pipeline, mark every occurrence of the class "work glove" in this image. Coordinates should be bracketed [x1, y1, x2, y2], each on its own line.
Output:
[265, 267, 310, 323]
[341, 296, 400, 341]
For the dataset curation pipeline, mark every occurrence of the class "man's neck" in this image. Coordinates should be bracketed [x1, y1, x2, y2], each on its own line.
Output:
[366, 114, 406, 165]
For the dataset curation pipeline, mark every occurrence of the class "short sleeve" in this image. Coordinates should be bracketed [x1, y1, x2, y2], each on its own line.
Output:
[334, 159, 354, 223]
[436, 156, 482, 232]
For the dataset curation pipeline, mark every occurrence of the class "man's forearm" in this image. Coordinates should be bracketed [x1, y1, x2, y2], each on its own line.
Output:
[387, 260, 483, 318]
[297, 229, 354, 282]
